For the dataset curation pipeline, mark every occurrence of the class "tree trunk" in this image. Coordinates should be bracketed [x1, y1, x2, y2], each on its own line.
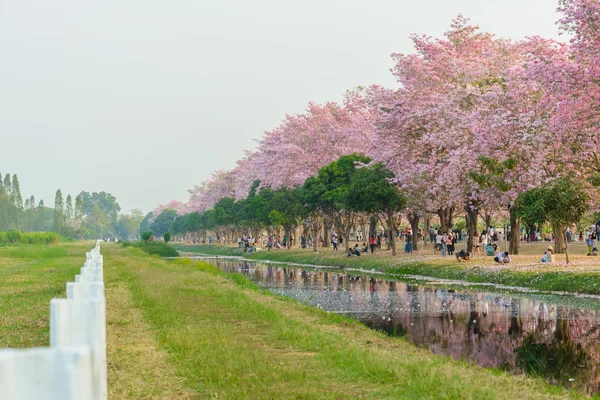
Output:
[509, 211, 520, 255]
[484, 213, 492, 230]
[312, 223, 319, 252]
[553, 223, 565, 254]
[408, 212, 420, 252]
[464, 203, 478, 255]
[387, 214, 396, 256]
[437, 207, 455, 233]
[369, 215, 377, 236]
[424, 214, 431, 246]
[323, 225, 329, 248]
[438, 208, 448, 233]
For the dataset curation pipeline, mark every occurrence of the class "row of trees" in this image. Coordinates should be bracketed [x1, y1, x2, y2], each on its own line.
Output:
[52, 190, 144, 240]
[152, 0, 600, 257]
[157, 154, 407, 254]
[153, 154, 590, 262]
[0, 172, 144, 240]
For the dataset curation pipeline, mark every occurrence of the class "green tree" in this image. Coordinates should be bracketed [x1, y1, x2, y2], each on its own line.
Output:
[150, 209, 178, 238]
[36, 200, 46, 231]
[65, 194, 74, 238]
[163, 232, 171, 243]
[347, 163, 407, 255]
[10, 174, 23, 229]
[86, 204, 109, 239]
[269, 187, 304, 249]
[514, 178, 590, 262]
[139, 212, 153, 236]
[74, 194, 85, 238]
[53, 189, 65, 234]
[311, 153, 372, 251]
[115, 214, 141, 240]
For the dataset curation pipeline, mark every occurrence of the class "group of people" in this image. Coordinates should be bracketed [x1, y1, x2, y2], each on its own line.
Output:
[433, 231, 458, 256]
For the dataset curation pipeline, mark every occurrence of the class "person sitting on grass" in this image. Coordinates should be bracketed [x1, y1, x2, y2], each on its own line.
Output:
[362, 243, 368, 253]
[456, 249, 470, 263]
[353, 244, 361, 256]
[494, 251, 511, 264]
[541, 246, 555, 263]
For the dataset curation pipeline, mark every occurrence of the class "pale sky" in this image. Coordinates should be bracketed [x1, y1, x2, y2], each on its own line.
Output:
[0, 0, 564, 214]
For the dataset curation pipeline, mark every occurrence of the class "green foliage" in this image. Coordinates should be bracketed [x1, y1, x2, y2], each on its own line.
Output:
[514, 178, 591, 231]
[163, 232, 171, 243]
[150, 209, 177, 238]
[0, 231, 60, 244]
[316, 153, 372, 211]
[470, 156, 516, 192]
[347, 162, 406, 215]
[141, 231, 153, 241]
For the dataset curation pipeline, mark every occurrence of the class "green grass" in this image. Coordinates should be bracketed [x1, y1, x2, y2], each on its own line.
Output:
[175, 243, 600, 295]
[0, 242, 591, 398]
[0, 242, 88, 347]
[123, 241, 179, 257]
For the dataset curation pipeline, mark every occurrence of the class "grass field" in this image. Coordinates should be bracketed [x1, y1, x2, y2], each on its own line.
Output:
[174, 242, 600, 295]
[0, 241, 593, 398]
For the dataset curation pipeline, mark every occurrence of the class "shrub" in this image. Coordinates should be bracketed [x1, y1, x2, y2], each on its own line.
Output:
[0, 231, 60, 244]
[141, 231, 153, 242]
[163, 232, 171, 243]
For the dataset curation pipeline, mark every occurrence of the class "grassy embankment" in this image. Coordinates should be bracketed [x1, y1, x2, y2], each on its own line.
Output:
[174, 242, 600, 296]
[0, 241, 591, 398]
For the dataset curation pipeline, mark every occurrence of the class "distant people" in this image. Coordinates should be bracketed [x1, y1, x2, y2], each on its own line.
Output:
[456, 249, 470, 263]
[369, 235, 376, 254]
[362, 243, 368, 253]
[352, 244, 361, 256]
[434, 231, 443, 254]
[446, 233, 455, 256]
[541, 246, 555, 263]
[332, 234, 338, 251]
[404, 234, 413, 253]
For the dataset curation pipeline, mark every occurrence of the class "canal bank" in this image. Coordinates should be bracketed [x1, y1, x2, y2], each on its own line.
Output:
[147, 253, 581, 398]
[173, 244, 600, 296]
[204, 257, 600, 395]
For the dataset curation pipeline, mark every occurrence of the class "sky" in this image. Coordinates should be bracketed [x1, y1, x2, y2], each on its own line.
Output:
[0, 0, 564, 214]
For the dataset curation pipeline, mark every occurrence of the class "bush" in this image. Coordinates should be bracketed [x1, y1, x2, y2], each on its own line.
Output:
[141, 231, 153, 242]
[0, 231, 60, 244]
[163, 232, 171, 243]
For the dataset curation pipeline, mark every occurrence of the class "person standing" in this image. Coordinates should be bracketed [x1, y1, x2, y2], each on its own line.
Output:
[447, 233, 456, 256]
[369, 234, 376, 254]
[441, 232, 448, 257]
[435, 231, 443, 254]
[332, 234, 338, 251]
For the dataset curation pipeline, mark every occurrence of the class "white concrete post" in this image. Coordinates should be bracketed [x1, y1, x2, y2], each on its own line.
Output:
[66, 282, 105, 300]
[50, 299, 107, 400]
[0, 346, 94, 400]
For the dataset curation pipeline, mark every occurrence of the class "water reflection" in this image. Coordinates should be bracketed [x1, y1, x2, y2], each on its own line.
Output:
[212, 259, 600, 394]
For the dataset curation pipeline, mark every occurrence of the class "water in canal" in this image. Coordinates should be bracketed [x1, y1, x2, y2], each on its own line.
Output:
[206, 258, 600, 395]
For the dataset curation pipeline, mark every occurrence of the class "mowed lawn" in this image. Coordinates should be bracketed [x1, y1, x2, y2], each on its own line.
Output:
[0, 242, 589, 399]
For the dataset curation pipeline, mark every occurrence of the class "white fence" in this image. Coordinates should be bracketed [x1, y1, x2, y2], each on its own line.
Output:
[0, 241, 107, 400]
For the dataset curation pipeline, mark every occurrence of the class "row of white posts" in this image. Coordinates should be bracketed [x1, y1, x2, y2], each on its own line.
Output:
[0, 240, 107, 400]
